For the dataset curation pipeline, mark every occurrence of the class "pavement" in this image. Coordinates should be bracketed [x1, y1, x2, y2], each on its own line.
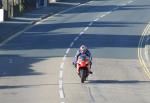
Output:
[0, 0, 90, 43]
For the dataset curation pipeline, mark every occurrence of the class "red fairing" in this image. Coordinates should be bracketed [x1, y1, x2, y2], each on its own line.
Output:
[76, 58, 90, 73]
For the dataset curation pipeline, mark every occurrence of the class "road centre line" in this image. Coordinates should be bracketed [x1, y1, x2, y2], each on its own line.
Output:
[58, 0, 136, 102]
[84, 27, 89, 31]
[80, 31, 85, 35]
[89, 22, 93, 26]
[66, 48, 70, 54]
[59, 70, 63, 78]
[74, 36, 79, 41]
[70, 42, 74, 47]
[128, 0, 133, 4]
[60, 62, 64, 69]
[100, 14, 106, 18]
[59, 90, 65, 99]
[106, 11, 112, 15]
[59, 80, 63, 85]
[93, 18, 99, 21]
[121, 3, 127, 6]
[62, 55, 67, 61]
[112, 7, 120, 11]
[0, 0, 136, 102]
[59, 80, 63, 89]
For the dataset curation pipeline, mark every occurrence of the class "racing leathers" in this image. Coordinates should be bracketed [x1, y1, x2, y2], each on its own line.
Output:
[73, 49, 92, 73]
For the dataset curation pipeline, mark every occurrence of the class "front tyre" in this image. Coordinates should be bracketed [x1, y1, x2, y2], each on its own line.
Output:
[80, 69, 86, 83]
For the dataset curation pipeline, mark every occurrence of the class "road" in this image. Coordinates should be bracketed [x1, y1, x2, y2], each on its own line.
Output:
[0, 0, 150, 103]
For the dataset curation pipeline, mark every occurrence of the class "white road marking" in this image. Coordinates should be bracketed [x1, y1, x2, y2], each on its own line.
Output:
[74, 36, 79, 41]
[112, 7, 119, 11]
[0, 1, 133, 103]
[128, 1, 133, 4]
[57, 1, 137, 102]
[59, 84, 63, 89]
[138, 22, 150, 79]
[66, 48, 70, 54]
[59, 80, 63, 89]
[106, 11, 112, 15]
[60, 62, 64, 69]
[62, 55, 67, 61]
[0, 25, 34, 47]
[70, 42, 74, 47]
[93, 18, 99, 21]
[100, 14, 106, 18]
[59, 90, 65, 99]
[59, 70, 63, 79]
[89, 22, 93, 26]
[84, 27, 89, 31]
[121, 3, 127, 6]
[79, 31, 84, 35]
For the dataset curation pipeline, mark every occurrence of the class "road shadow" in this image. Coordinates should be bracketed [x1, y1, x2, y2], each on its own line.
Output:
[0, 33, 143, 50]
[0, 83, 58, 89]
[88, 80, 150, 84]
[0, 54, 44, 77]
[62, 4, 150, 14]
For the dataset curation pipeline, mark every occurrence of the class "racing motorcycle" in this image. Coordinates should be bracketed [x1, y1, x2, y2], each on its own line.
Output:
[76, 54, 91, 83]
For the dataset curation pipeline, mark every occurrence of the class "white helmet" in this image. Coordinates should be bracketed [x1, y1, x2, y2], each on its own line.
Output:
[80, 45, 87, 53]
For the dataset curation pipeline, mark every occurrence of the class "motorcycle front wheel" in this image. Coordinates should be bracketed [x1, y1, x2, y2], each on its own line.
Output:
[80, 69, 87, 83]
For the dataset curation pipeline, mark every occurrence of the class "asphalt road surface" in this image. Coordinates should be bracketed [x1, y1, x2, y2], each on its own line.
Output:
[0, 0, 150, 103]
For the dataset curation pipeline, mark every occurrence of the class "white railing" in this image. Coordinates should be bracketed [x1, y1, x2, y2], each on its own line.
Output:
[0, 9, 4, 22]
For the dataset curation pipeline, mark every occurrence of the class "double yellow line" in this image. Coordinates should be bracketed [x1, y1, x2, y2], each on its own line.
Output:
[138, 22, 150, 79]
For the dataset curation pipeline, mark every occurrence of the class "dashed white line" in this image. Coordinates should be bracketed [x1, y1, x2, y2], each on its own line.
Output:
[89, 22, 93, 26]
[62, 55, 67, 61]
[66, 48, 70, 54]
[57, 1, 137, 102]
[112, 7, 119, 11]
[84, 27, 89, 31]
[60, 62, 64, 69]
[93, 18, 99, 21]
[100, 14, 106, 18]
[106, 11, 112, 15]
[128, 1, 133, 4]
[79, 31, 84, 35]
[59, 70, 63, 79]
[121, 3, 127, 6]
[59, 80, 63, 89]
[59, 90, 65, 99]
[74, 36, 79, 41]
[70, 42, 74, 47]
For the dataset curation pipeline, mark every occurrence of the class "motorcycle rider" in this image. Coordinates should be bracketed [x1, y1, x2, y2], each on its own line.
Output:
[73, 45, 92, 74]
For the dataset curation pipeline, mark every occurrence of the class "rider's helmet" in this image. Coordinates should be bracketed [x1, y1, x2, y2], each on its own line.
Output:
[80, 45, 87, 53]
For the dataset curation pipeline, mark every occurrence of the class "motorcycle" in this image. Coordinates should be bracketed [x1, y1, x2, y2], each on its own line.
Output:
[76, 54, 91, 83]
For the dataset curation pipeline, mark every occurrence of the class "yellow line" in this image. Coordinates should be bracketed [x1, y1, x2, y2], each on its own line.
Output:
[138, 23, 150, 79]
